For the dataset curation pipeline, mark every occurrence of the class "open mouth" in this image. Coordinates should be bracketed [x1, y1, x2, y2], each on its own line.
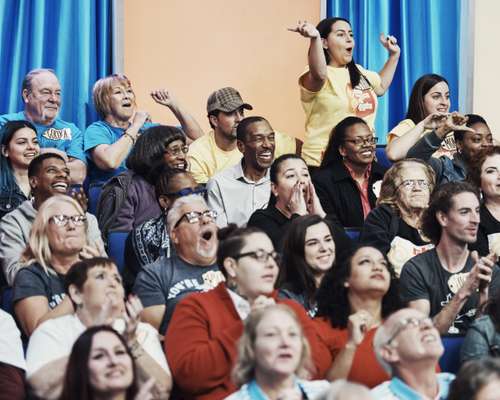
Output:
[422, 334, 437, 343]
[360, 150, 374, 157]
[24, 152, 37, 158]
[174, 162, 187, 170]
[346, 47, 353, 55]
[201, 231, 213, 241]
[257, 151, 273, 161]
[51, 182, 68, 192]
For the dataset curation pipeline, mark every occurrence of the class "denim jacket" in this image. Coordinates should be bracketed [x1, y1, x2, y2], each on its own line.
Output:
[0, 184, 28, 220]
[407, 130, 467, 185]
[461, 315, 500, 363]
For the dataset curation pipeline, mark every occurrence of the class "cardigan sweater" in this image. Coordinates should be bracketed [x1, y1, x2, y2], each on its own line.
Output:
[165, 283, 331, 400]
[313, 161, 386, 228]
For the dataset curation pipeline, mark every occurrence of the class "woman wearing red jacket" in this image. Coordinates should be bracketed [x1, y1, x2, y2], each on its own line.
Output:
[165, 225, 330, 400]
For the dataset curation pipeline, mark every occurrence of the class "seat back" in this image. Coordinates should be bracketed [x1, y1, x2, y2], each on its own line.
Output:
[107, 232, 129, 274]
[88, 185, 102, 216]
[376, 145, 392, 169]
[439, 336, 464, 373]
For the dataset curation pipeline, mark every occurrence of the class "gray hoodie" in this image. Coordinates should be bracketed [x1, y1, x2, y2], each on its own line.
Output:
[0, 200, 104, 286]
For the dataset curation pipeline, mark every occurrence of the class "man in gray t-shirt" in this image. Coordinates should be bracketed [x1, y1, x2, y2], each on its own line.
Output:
[134, 195, 224, 334]
[400, 182, 499, 336]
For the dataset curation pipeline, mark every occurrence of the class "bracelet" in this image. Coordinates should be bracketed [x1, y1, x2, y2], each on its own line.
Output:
[123, 132, 136, 145]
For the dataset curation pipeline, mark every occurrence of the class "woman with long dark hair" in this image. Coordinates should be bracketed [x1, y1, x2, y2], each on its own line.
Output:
[290, 17, 400, 167]
[279, 215, 338, 317]
[0, 120, 40, 218]
[314, 245, 401, 388]
[59, 325, 140, 400]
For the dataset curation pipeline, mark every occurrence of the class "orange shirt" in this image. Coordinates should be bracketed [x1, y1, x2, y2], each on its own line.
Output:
[343, 161, 372, 219]
[313, 317, 389, 388]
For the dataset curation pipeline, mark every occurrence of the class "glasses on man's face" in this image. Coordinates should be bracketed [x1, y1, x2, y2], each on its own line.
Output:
[344, 136, 378, 147]
[398, 179, 430, 190]
[174, 210, 217, 228]
[166, 186, 207, 198]
[49, 214, 87, 227]
[234, 249, 280, 264]
[386, 316, 434, 345]
[164, 145, 189, 157]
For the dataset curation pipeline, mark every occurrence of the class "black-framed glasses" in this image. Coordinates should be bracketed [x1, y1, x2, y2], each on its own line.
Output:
[166, 186, 207, 198]
[164, 145, 189, 157]
[386, 316, 434, 345]
[398, 179, 430, 190]
[174, 210, 217, 228]
[234, 249, 280, 264]
[344, 136, 378, 146]
[49, 214, 87, 227]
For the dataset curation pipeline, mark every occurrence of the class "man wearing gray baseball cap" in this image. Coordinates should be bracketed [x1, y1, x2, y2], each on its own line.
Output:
[188, 87, 298, 184]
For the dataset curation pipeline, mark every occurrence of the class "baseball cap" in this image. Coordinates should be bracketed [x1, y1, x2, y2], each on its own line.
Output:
[206, 87, 253, 114]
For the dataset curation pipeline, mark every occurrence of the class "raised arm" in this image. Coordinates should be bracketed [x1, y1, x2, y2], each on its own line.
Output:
[151, 89, 204, 142]
[289, 21, 327, 92]
[91, 111, 149, 171]
[375, 34, 400, 96]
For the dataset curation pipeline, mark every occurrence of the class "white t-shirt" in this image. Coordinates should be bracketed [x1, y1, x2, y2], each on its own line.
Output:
[26, 313, 169, 377]
[0, 309, 25, 370]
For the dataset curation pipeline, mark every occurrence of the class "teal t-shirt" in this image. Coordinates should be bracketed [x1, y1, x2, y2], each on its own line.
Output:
[84, 120, 157, 186]
[0, 111, 85, 162]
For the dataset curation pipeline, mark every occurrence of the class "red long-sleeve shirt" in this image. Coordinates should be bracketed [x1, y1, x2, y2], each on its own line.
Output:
[165, 283, 331, 400]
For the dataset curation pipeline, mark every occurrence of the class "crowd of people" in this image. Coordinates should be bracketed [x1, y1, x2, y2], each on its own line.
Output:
[0, 15, 499, 400]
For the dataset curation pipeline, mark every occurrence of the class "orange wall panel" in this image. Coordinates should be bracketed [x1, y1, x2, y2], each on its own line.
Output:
[123, 0, 321, 139]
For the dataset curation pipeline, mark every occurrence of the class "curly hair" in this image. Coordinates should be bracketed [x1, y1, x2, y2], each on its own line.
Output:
[316, 245, 401, 328]
[467, 145, 500, 190]
[231, 304, 312, 386]
[377, 158, 436, 212]
[421, 181, 480, 244]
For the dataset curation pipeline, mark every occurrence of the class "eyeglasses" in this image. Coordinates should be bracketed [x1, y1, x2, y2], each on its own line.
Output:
[165, 186, 207, 198]
[164, 145, 189, 157]
[398, 179, 430, 190]
[344, 136, 378, 147]
[174, 210, 217, 228]
[234, 250, 280, 264]
[49, 214, 87, 227]
[386, 316, 434, 345]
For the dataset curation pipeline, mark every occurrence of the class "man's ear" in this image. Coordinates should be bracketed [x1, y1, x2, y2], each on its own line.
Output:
[29, 176, 38, 191]
[379, 344, 400, 365]
[170, 227, 179, 245]
[436, 210, 448, 228]
[209, 114, 219, 129]
[236, 140, 245, 154]
[22, 89, 30, 103]
[223, 258, 238, 279]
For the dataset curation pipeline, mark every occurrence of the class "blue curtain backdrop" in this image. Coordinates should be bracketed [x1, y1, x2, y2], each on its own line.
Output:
[0, 0, 114, 131]
[326, 0, 461, 143]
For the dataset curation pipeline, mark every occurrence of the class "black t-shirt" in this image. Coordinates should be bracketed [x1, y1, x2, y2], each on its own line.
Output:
[12, 263, 66, 309]
[133, 254, 223, 334]
[400, 249, 500, 336]
[472, 204, 500, 256]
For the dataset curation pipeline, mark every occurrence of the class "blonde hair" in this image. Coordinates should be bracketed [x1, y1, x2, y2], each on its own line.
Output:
[22, 195, 87, 275]
[377, 158, 436, 211]
[231, 304, 312, 387]
[92, 74, 132, 118]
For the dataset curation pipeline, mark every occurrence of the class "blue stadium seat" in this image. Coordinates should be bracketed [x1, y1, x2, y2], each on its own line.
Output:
[88, 185, 102, 216]
[439, 336, 464, 374]
[107, 232, 129, 274]
[376, 145, 392, 169]
[345, 228, 360, 241]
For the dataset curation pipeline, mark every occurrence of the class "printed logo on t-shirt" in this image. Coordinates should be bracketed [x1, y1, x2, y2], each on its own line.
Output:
[447, 272, 469, 294]
[346, 84, 377, 118]
[167, 270, 225, 300]
[43, 127, 72, 141]
[48, 293, 65, 309]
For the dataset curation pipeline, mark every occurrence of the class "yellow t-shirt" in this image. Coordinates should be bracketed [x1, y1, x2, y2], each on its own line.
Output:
[188, 130, 297, 184]
[300, 65, 382, 167]
[387, 118, 457, 159]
